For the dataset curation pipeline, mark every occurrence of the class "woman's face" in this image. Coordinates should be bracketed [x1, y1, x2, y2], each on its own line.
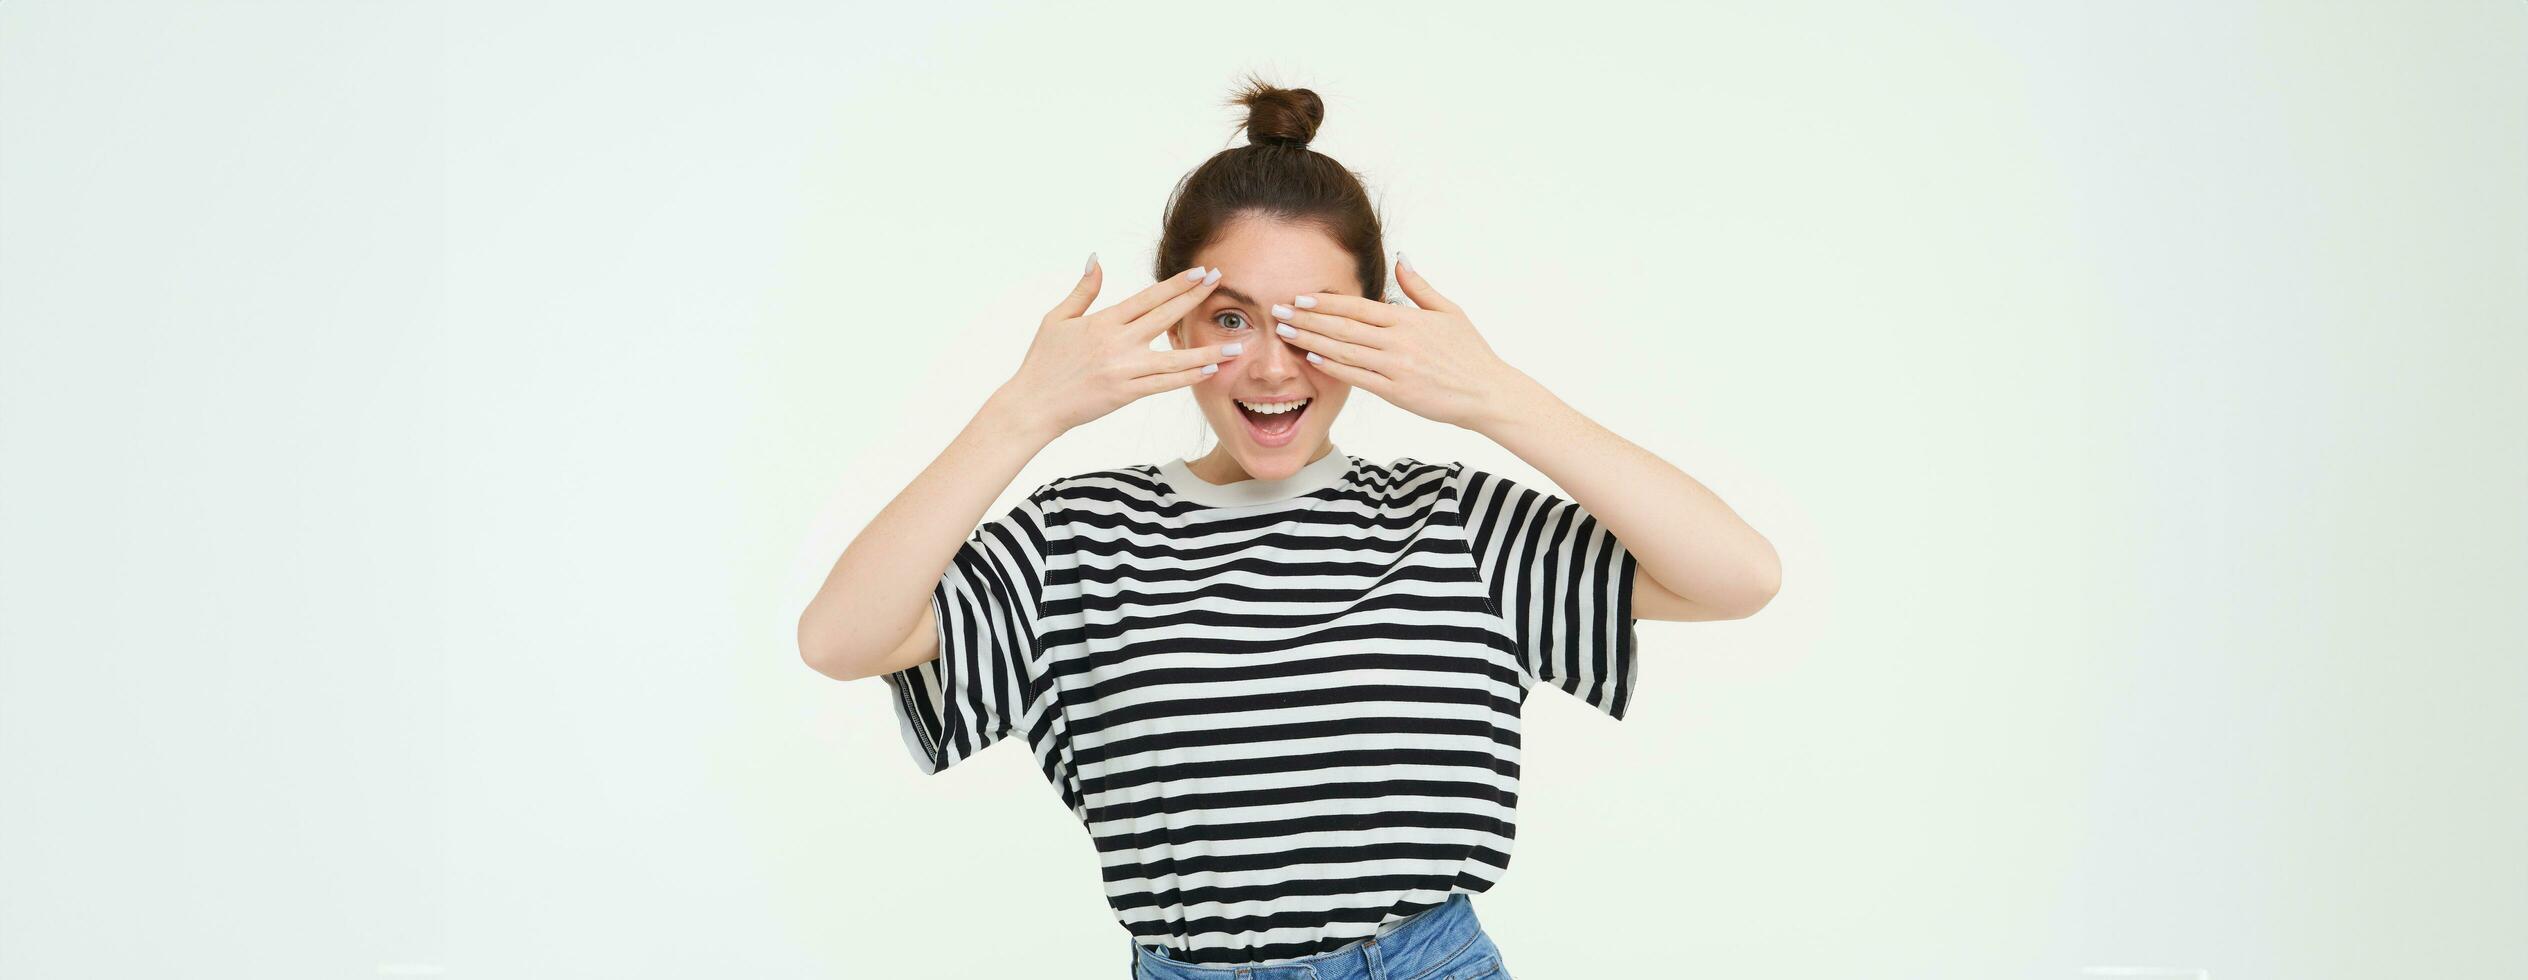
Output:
[1168, 215, 1363, 481]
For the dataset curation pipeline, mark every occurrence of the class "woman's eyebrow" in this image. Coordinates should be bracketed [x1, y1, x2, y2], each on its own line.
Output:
[1211, 285, 1345, 307]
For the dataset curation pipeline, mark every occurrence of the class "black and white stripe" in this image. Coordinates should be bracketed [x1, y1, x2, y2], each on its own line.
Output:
[1453, 466, 1643, 721]
[881, 448, 1640, 966]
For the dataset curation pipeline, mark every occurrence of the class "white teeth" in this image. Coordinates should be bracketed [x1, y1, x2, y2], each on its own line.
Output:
[1236, 398, 1309, 415]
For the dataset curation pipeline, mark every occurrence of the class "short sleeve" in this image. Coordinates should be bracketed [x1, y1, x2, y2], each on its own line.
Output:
[881, 481, 1061, 775]
[1447, 463, 1642, 719]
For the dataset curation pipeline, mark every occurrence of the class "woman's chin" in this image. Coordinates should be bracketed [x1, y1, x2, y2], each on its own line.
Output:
[1243, 435, 1328, 472]
[1209, 435, 1300, 477]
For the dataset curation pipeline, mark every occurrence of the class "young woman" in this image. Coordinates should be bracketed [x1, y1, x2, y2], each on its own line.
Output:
[798, 78, 1781, 979]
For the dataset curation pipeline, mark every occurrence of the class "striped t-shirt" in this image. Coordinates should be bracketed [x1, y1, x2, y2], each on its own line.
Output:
[880, 441, 1642, 967]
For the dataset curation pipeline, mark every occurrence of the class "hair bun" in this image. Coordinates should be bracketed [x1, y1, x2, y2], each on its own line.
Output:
[1230, 75, 1324, 150]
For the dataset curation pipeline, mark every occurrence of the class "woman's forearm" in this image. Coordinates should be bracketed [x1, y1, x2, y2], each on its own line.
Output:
[1473, 372, 1781, 620]
[797, 386, 1059, 680]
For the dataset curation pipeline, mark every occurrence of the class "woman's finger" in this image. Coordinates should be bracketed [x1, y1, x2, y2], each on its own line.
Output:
[1299, 347, 1392, 393]
[1044, 251, 1105, 323]
[1095, 265, 1214, 325]
[1127, 362, 1221, 398]
[1274, 321, 1393, 374]
[1271, 307, 1387, 350]
[1127, 267, 1225, 339]
[1289, 291, 1404, 327]
[1393, 252, 1459, 314]
[1135, 341, 1241, 378]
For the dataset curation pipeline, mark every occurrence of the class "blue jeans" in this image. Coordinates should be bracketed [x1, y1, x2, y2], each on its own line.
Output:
[1126, 893, 1512, 979]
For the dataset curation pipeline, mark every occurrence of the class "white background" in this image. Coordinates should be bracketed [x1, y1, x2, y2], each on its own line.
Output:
[3, 2, 2522, 978]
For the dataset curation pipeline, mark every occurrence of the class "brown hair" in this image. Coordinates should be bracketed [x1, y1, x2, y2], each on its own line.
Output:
[1153, 75, 1389, 303]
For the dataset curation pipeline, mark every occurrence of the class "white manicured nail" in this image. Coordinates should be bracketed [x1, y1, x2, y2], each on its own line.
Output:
[1183, 266, 1206, 281]
[1202, 267, 1222, 285]
[1305, 352, 1324, 364]
[1294, 295, 1317, 308]
[1201, 363, 1218, 375]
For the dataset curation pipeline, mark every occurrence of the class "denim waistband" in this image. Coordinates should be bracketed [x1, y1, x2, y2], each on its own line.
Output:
[1126, 893, 1498, 980]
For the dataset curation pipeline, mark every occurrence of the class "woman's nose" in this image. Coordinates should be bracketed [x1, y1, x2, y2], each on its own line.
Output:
[1246, 324, 1302, 374]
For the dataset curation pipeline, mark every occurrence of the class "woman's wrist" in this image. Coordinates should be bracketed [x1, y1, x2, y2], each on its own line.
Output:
[979, 382, 1065, 448]
[1466, 367, 1560, 439]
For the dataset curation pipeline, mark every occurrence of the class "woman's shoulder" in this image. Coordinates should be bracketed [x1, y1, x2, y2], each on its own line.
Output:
[1353, 454, 1464, 486]
[1026, 461, 1165, 502]
[1020, 453, 1474, 508]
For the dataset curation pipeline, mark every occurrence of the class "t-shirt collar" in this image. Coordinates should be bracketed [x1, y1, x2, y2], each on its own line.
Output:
[1159, 443, 1351, 508]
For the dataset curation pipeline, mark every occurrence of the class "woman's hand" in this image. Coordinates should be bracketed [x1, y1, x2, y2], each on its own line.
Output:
[1267, 255, 1535, 432]
[996, 257, 1240, 438]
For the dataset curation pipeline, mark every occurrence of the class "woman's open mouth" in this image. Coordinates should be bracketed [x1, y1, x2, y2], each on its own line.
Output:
[1234, 396, 1310, 447]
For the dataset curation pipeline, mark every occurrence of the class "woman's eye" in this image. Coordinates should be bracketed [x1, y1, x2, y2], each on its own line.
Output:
[1213, 310, 1250, 332]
